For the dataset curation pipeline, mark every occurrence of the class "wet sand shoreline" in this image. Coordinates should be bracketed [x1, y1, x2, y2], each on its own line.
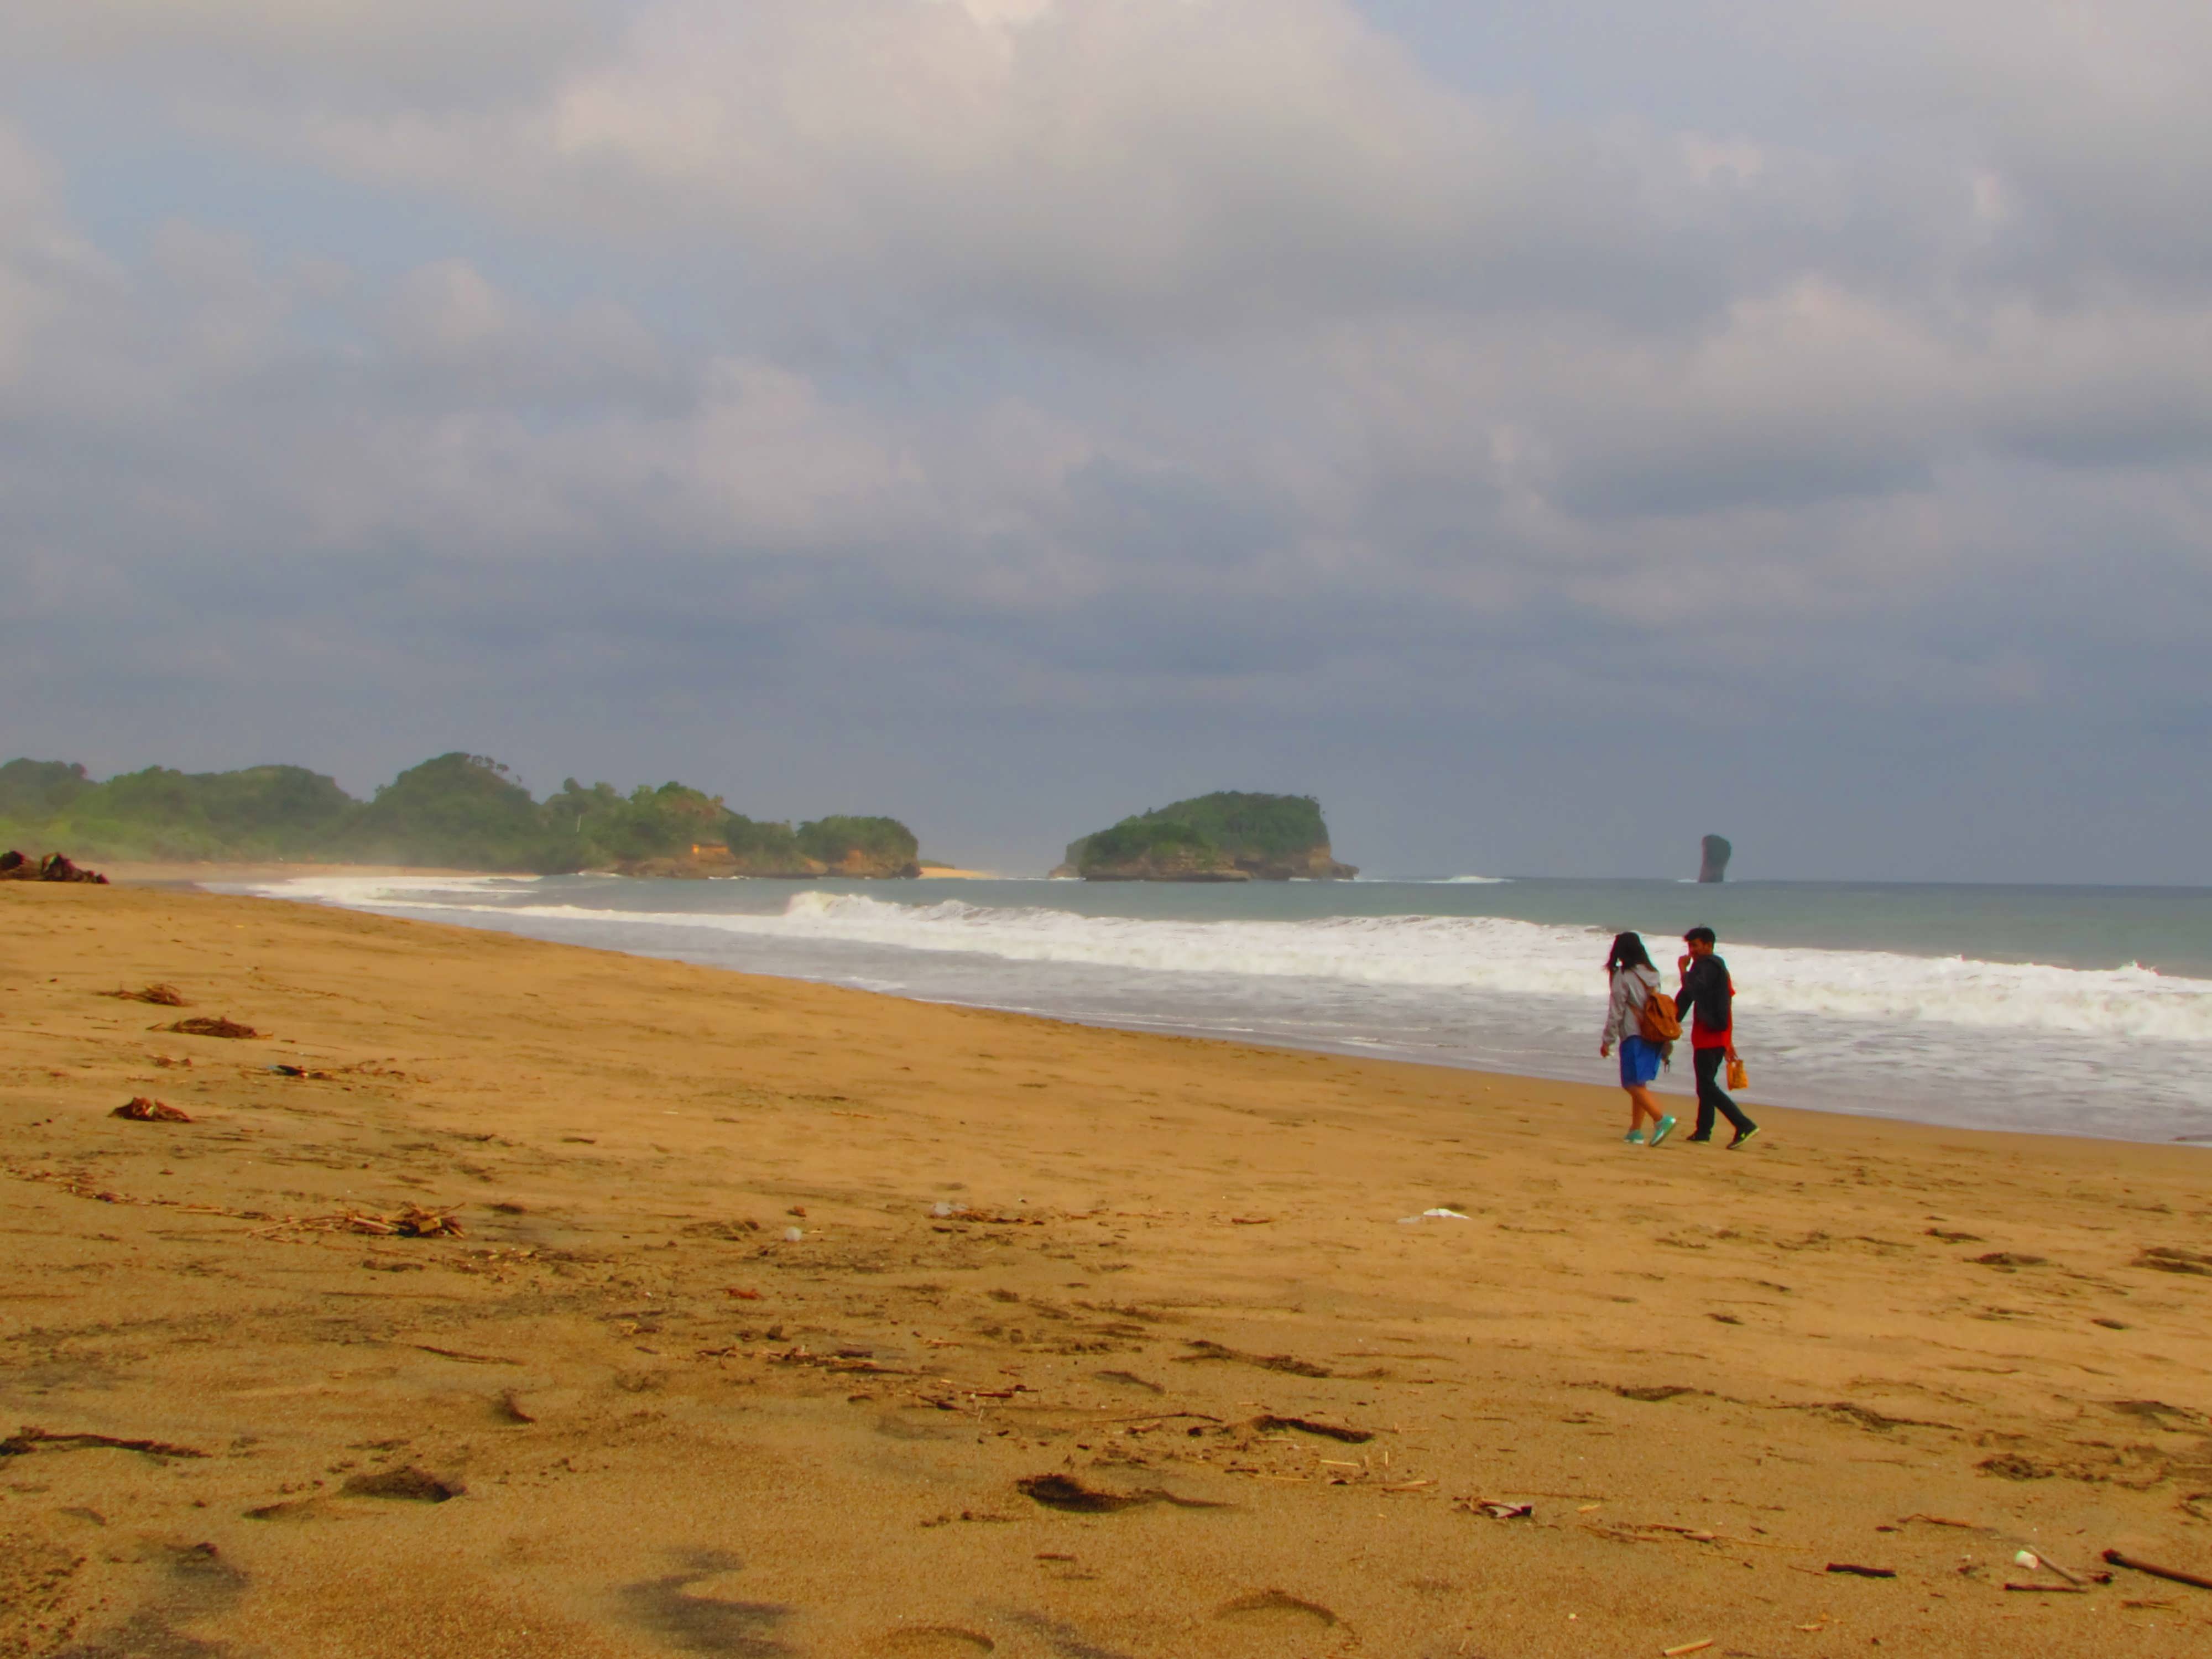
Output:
[3, 882, 2208, 1657]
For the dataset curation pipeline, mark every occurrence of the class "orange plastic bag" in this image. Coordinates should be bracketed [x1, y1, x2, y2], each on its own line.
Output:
[1726, 1055, 1749, 1093]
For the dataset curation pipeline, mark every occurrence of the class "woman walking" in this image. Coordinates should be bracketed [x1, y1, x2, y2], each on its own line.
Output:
[1600, 932, 1677, 1146]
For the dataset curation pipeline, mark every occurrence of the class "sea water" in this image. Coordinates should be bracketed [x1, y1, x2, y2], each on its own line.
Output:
[220, 874, 2212, 1146]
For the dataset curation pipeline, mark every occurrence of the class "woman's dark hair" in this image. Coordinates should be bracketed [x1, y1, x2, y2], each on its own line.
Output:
[1605, 932, 1653, 973]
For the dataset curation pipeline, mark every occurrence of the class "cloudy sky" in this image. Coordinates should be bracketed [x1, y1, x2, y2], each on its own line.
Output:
[4, 1, 2208, 880]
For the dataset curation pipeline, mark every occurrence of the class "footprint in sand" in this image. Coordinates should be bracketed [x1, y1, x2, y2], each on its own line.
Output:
[877, 1626, 996, 1654]
[1214, 1589, 1341, 1629]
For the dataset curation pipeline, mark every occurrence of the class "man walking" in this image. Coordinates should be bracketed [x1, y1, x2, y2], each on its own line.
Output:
[1676, 927, 1759, 1149]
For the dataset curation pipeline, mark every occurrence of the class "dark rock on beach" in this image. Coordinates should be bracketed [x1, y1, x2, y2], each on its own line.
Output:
[0, 850, 108, 884]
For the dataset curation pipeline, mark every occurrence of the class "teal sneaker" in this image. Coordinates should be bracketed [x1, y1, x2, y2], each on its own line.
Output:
[1649, 1115, 1677, 1149]
[1623, 1130, 1645, 1145]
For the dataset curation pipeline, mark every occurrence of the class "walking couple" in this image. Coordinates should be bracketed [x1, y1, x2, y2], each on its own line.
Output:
[1599, 927, 1760, 1150]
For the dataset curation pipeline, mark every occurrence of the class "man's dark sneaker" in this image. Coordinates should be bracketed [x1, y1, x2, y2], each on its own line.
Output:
[1726, 1125, 1762, 1151]
[1683, 1134, 1713, 1144]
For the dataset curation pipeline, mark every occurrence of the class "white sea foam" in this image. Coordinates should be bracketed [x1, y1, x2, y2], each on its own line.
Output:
[236, 877, 2212, 1046]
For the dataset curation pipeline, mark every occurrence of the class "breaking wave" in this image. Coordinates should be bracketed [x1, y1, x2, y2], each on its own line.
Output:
[250, 877, 2212, 1045]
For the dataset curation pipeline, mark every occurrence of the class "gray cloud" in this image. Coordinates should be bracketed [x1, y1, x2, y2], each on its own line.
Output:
[1, 3, 2209, 879]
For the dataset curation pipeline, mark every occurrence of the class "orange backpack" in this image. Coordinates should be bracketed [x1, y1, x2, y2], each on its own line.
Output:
[1635, 980, 1681, 1045]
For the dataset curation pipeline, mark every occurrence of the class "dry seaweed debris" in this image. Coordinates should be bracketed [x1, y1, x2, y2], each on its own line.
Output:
[101, 983, 189, 1006]
[2135, 1246, 2212, 1277]
[255, 1203, 465, 1240]
[1015, 1474, 1227, 1514]
[113, 1097, 193, 1123]
[341, 1467, 463, 1502]
[1251, 1415, 1374, 1444]
[1, 1427, 207, 1461]
[163, 1016, 262, 1040]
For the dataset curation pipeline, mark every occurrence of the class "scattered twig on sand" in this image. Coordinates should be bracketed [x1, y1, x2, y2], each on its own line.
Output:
[406, 1343, 519, 1366]
[2005, 1582, 2087, 1593]
[1, 1427, 207, 1461]
[1827, 1563, 1897, 1578]
[1176, 1339, 1331, 1378]
[1898, 1513, 1983, 1530]
[2104, 1549, 2212, 1592]
[3, 1162, 278, 1222]
[1661, 1642, 1714, 1657]
[161, 1016, 262, 1040]
[112, 1097, 192, 1123]
[2014, 1548, 2086, 1585]
[100, 984, 189, 1006]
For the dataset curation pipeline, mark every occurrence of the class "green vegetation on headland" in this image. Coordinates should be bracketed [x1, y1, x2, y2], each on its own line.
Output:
[1055, 791, 1357, 881]
[0, 754, 923, 879]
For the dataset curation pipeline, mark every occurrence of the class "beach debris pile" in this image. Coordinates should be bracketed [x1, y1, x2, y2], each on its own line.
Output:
[0, 850, 108, 883]
[260, 1204, 466, 1239]
[341, 1204, 465, 1238]
[163, 1016, 262, 1039]
[113, 1097, 193, 1123]
[102, 983, 189, 1006]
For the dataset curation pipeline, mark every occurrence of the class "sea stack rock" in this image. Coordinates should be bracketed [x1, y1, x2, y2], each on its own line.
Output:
[1699, 834, 1733, 884]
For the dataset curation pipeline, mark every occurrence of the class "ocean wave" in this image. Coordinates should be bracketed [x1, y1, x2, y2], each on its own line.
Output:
[249, 879, 2212, 1045]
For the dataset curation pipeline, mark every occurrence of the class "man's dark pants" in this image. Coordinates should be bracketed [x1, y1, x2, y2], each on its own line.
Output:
[1691, 1046, 1755, 1140]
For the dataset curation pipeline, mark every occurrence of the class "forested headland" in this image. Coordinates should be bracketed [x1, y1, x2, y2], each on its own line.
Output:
[0, 755, 922, 878]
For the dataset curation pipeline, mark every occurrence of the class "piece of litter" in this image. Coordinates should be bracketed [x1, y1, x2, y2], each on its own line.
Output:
[782, 1227, 805, 1243]
[1468, 1500, 1532, 1520]
[1399, 1207, 1474, 1224]
[2004, 1582, 2086, 1593]
[1662, 1644, 1714, 1657]
[931, 1201, 969, 1218]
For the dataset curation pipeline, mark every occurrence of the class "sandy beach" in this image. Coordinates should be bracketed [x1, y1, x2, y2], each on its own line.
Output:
[3, 882, 2209, 1658]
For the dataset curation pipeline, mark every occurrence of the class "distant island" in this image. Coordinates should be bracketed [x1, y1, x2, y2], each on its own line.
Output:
[0, 754, 922, 879]
[1053, 792, 1357, 881]
[1699, 834, 1733, 884]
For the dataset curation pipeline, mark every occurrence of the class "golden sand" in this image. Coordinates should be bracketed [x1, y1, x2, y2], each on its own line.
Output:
[3, 883, 2208, 1657]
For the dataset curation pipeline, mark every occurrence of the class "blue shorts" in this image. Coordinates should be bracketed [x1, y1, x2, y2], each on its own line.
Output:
[1619, 1035, 1661, 1088]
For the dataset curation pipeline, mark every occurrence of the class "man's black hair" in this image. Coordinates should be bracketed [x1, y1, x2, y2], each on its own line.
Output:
[1684, 926, 1717, 946]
